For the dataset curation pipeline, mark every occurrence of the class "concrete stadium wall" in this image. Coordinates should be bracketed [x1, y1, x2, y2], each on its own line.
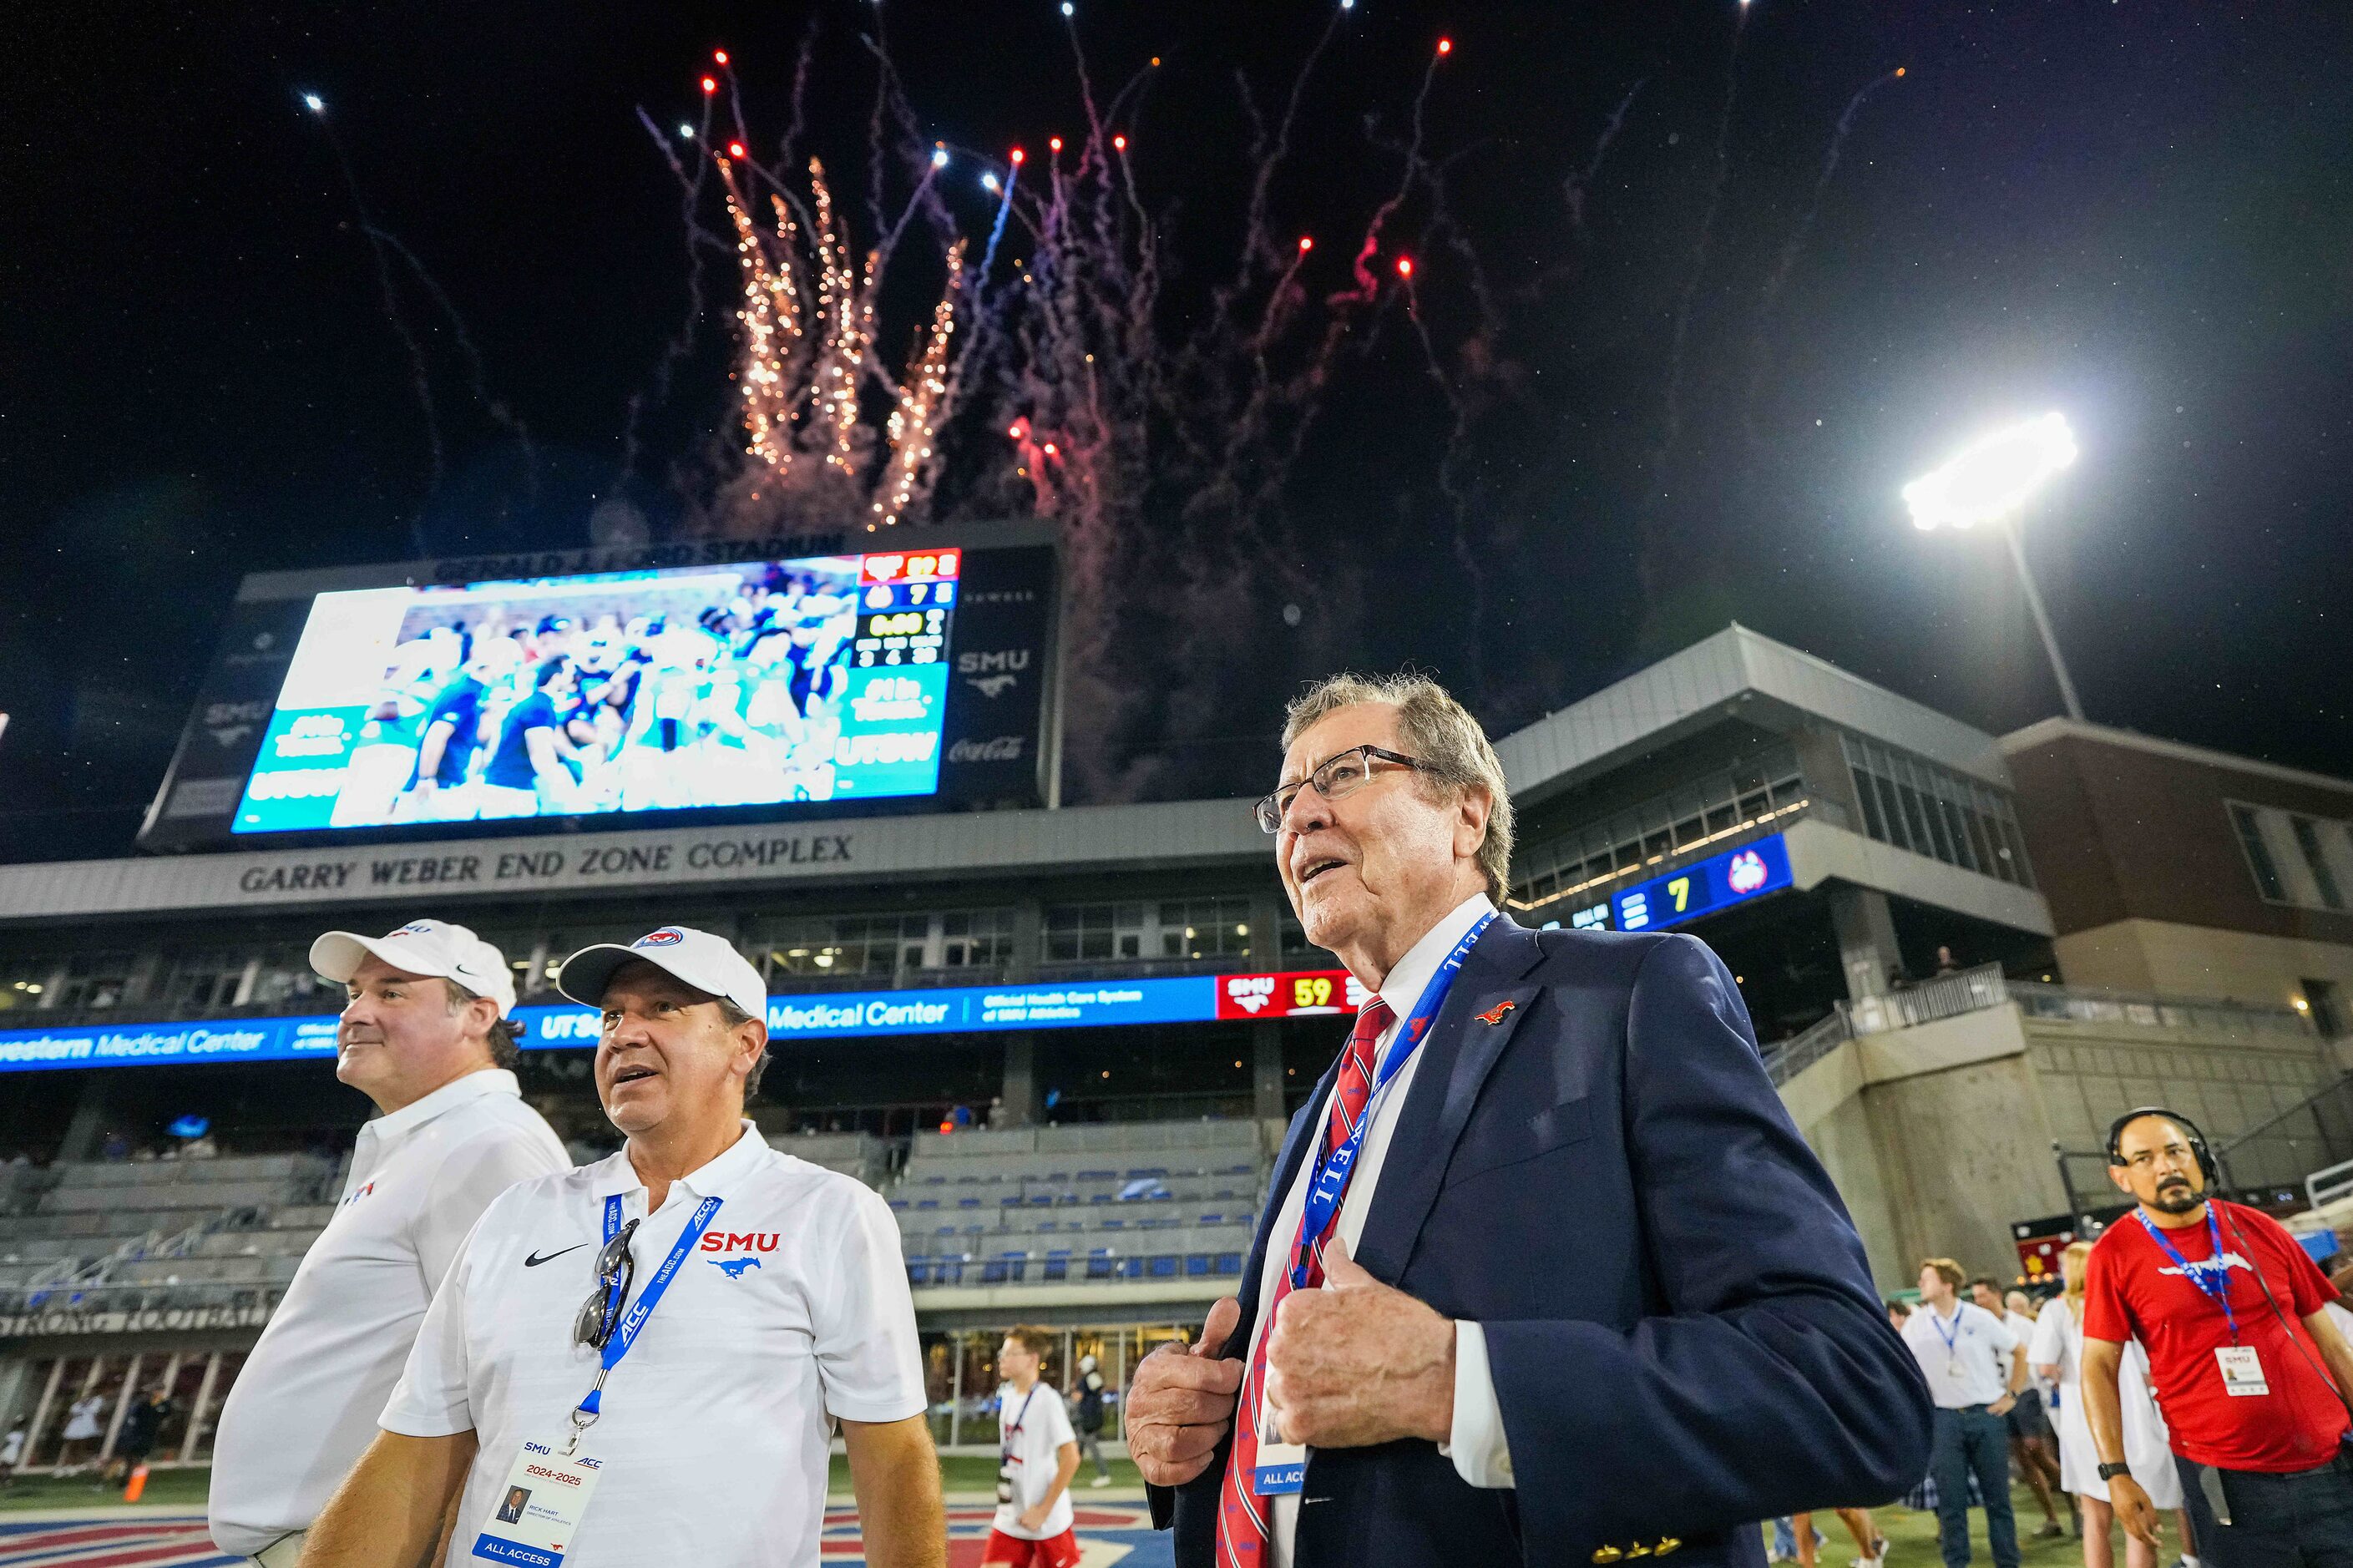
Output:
[1779, 1003, 2338, 1292]
[2054, 918, 2353, 1015]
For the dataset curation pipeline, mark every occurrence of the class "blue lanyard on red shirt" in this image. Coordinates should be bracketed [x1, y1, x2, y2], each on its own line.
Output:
[2134, 1206, 2239, 1342]
[1288, 911, 1495, 1291]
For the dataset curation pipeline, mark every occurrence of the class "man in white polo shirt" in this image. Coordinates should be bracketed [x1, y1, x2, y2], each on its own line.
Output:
[1904, 1257, 2030, 1568]
[300, 924, 944, 1568]
[210, 918, 568, 1565]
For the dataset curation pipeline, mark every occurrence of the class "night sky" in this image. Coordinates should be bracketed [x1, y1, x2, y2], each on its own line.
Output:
[6, 0, 2350, 861]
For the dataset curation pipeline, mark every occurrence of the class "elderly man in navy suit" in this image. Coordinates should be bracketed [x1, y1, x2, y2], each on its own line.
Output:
[1126, 673, 1931, 1568]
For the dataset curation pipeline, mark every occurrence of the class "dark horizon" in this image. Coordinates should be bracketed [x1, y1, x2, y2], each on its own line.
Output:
[7, 0, 2350, 862]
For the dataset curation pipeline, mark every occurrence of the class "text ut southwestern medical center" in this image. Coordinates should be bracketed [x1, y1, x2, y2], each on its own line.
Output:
[2, 530, 2350, 1469]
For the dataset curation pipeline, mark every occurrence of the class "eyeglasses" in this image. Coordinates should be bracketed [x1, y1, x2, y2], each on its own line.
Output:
[574, 1217, 639, 1350]
[1253, 745, 1436, 834]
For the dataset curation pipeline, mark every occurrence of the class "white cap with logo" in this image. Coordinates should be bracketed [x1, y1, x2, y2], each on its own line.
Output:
[555, 926, 767, 1022]
[309, 918, 518, 1017]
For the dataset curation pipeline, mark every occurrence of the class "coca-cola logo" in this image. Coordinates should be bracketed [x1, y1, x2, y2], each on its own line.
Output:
[947, 736, 1025, 763]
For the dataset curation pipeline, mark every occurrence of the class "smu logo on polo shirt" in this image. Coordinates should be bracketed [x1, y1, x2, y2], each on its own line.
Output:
[701, 1230, 779, 1281]
[634, 928, 686, 948]
[700, 1231, 781, 1255]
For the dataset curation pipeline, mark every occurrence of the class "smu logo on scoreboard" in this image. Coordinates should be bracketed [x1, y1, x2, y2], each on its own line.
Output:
[1216, 970, 1369, 1020]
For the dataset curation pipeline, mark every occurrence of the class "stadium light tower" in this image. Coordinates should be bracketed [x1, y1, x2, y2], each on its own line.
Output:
[1902, 411, 2087, 721]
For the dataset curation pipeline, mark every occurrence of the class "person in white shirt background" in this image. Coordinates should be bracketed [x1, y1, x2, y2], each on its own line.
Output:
[57, 1390, 109, 1474]
[208, 918, 569, 1567]
[2029, 1241, 2197, 1568]
[1904, 1258, 2030, 1568]
[0, 1417, 27, 1485]
[1071, 1352, 1113, 1488]
[984, 1326, 1083, 1568]
[1972, 1276, 2070, 1540]
[299, 923, 944, 1568]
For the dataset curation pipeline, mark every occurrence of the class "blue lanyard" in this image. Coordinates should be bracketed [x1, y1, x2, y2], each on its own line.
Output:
[570, 1191, 724, 1438]
[1930, 1306, 1966, 1359]
[1288, 911, 1495, 1290]
[2135, 1207, 2238, 1341]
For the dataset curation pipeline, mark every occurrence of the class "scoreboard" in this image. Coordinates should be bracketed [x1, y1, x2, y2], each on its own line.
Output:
[1550, 833, 1795, 934]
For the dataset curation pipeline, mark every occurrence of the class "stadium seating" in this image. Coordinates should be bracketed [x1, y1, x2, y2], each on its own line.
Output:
[0, 1153, 337, 1313]
[889, 1120, 1270, 1287]
[765, 1130, 889, 1187]
[3, 1119, 1274, 1308]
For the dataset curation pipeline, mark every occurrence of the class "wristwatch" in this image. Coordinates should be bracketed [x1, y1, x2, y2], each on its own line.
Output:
[2097, 1461, 2133, 1481]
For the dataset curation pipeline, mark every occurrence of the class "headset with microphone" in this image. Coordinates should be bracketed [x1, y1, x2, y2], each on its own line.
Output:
[2104, 1105, 2219, 1186]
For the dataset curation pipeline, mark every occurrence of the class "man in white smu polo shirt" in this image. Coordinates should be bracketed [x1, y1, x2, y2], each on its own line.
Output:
[301, 925, 944, 1568]
[210, 918, 568, 1565]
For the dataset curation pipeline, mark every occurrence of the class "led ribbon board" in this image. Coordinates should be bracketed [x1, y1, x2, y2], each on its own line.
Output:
[1608, 832, 1794, 933]
[0, 966, 1369, 1074]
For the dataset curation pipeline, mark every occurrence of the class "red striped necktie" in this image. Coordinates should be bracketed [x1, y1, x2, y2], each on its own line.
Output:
[1215, 995, 1395, 1566]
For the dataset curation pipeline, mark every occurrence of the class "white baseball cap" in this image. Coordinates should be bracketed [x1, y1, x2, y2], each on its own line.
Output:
[555, 925, 767, 1021]
[310, 918, 518, 1017]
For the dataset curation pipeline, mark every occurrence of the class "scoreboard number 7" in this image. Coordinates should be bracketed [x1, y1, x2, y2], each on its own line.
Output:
[1668, 877, 1691, 913]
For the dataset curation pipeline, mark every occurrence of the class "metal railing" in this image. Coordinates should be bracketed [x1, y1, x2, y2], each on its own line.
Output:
[1844, 964, 2011, 1036]
[2214, 1075, 2353, 1194]
[2309, 1156, 2353, 1211]
[2008, 983, 2314, 1041]
[1762, 966, 2316, 1090]
[1762, 1010, 1855, 1086]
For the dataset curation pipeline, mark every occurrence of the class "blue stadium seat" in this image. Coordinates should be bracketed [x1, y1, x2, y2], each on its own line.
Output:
[1044, 1248, 1071, 1282]
[1086, 1247, 1116, 1279]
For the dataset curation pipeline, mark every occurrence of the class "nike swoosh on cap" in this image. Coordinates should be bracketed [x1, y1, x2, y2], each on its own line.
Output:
[524, 1244, 588, 1267]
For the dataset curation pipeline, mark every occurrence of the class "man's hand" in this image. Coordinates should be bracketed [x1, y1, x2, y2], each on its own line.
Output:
[1127, 1297, 1244, 1486]
[1986, 1393, 2016, 1418]
[1264, 1238, 1456, 1449]
[2109, 1473, 2161, 1547]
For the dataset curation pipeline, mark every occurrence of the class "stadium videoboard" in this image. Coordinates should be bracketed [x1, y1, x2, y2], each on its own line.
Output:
[140, 525, 1060, 850]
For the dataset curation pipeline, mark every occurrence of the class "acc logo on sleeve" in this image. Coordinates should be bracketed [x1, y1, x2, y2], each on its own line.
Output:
[633, 928, 686, 948]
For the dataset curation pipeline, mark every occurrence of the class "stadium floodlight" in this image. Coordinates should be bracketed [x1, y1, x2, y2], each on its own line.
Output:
[1904, 411, 2087, 721]
[1901, 412, 2077, 534]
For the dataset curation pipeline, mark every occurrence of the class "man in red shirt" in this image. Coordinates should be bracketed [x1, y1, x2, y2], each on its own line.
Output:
[2084, 1108, 2353, 1568]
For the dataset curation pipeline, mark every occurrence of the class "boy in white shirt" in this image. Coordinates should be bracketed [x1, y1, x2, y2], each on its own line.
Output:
[985, 1326, 1081, 1568]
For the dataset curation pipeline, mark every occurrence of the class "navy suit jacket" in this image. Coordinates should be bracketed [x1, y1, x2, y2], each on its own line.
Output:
[1148, 918, 1932, 1568]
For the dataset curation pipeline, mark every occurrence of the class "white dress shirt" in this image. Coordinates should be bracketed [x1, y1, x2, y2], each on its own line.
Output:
[1247, 893, 1514, 1568]
[209, 1068, 568, 1556]
[1900, 1300, 2020, 1409]
[382, 1122, 926, 1568]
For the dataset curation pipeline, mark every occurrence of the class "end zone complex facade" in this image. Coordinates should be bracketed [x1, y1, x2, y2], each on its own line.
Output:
[2, 615, 2347, 1471]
